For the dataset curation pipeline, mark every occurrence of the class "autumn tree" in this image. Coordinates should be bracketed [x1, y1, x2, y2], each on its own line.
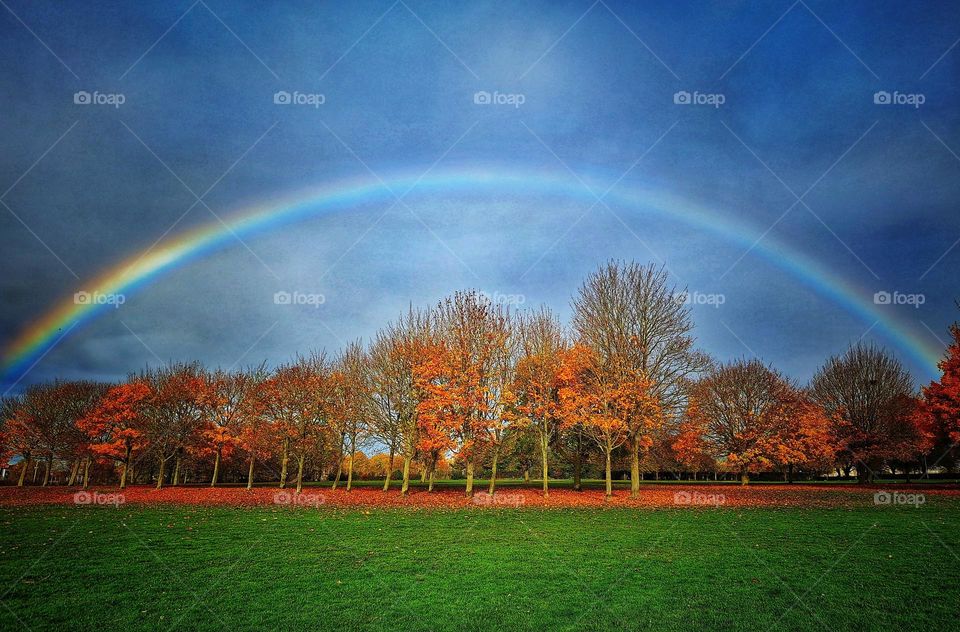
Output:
[513, 307, 568, 497]
[198, 365, 264, 487]
[572, 261, 707, 497]
[558, 344, 660, 498]
[923, 316, 960, 469]
[331, 341, 369, 492]
[79, 380, 151, 489]
[811, 343, 916, 483]
[142, 363, 206, 489]
[260, 354, 334, 492]
[687, 359, 797, 484]
[423, 291, 513, 497]
[368, 308, 431, 495]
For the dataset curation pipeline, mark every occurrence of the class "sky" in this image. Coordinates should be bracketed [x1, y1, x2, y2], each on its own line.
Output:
[0, 0, 958, 394]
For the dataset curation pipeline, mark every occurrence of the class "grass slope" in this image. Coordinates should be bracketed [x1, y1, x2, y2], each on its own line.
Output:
[0, 501, 957, 631]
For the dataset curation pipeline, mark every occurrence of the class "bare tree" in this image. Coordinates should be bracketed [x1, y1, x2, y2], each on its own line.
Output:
[572, 261, 708, 497]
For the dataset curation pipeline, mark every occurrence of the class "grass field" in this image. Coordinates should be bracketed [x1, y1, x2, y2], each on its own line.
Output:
[0, 494, 957, 631]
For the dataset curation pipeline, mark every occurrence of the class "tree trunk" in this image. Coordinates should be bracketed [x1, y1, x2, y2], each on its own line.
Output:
[246, 455, 255, 490]
[156, 455, 166, 490]
[172, 456, 181, 486]
[82, 456, 91, 489]
[465, 459, 474, 497]
[630, 440, 640, 498]
[120, 444, 131, 489]
[210, 447, 221, 487]
[346, 449, 354, 492]
[523, 468, 530, 483]
[540, 433, 550, 498]
[279, 438, 289, 489]
[32, 460, 39, 483]
[41, 454, 52, 487]
[383, 446, 395, 491]
[332, 456, 343, 491]
[401, 455, 412, 495]
[17, 455, 29, 487]
[788, 463, 794, 484]
[740, 470, 749, 486]
[573, 433, 583, 491]
[488, 450, 499, 496]
[428, 467, 435, 492]
[67, 459, 80, 486]
[295, 453, 305, 493]
[604, 447, 613, 500]
[420, 468, 427, 483]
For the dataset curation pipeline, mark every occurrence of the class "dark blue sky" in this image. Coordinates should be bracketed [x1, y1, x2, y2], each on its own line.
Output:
[1, 0, 958, 393]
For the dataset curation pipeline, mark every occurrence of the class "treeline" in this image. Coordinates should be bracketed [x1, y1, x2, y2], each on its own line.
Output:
[2, 261, 959, 496]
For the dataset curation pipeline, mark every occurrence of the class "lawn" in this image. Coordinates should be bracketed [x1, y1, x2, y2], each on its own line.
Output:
[0, 498, 957, 631]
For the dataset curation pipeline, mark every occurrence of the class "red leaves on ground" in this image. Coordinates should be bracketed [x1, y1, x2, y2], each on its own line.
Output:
[1, 484, 957, 510]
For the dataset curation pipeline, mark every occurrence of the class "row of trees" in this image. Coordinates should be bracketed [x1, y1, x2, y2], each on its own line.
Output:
[3, 261, 958, 497]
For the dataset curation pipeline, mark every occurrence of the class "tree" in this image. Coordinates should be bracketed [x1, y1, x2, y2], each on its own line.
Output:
[142, 363, 206, 489]
[513, 307, 568, 497]
[767, 393, 835, 482]
[811, 344, 916, 483]
[688, 359, 797, 484]
[558, 344, 660, 498]
[198, 366, 263, 487]
[369, 308, 431, 495]
[572, 261, 708, 497]
[422, 291, 513, 497]
[923, 317, 960, 467]
[260, 354, 333, 492]
[331, 341, 369, 492]
[79, 380, 151, 489]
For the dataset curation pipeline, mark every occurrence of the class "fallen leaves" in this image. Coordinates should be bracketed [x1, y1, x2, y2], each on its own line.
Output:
[0, 484, 957, 510]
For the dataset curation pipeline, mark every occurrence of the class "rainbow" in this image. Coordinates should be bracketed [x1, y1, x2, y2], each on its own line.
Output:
[1, 167, 943, 387]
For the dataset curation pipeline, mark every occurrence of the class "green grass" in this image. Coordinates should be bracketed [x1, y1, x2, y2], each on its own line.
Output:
[0, 501, 957, 631]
